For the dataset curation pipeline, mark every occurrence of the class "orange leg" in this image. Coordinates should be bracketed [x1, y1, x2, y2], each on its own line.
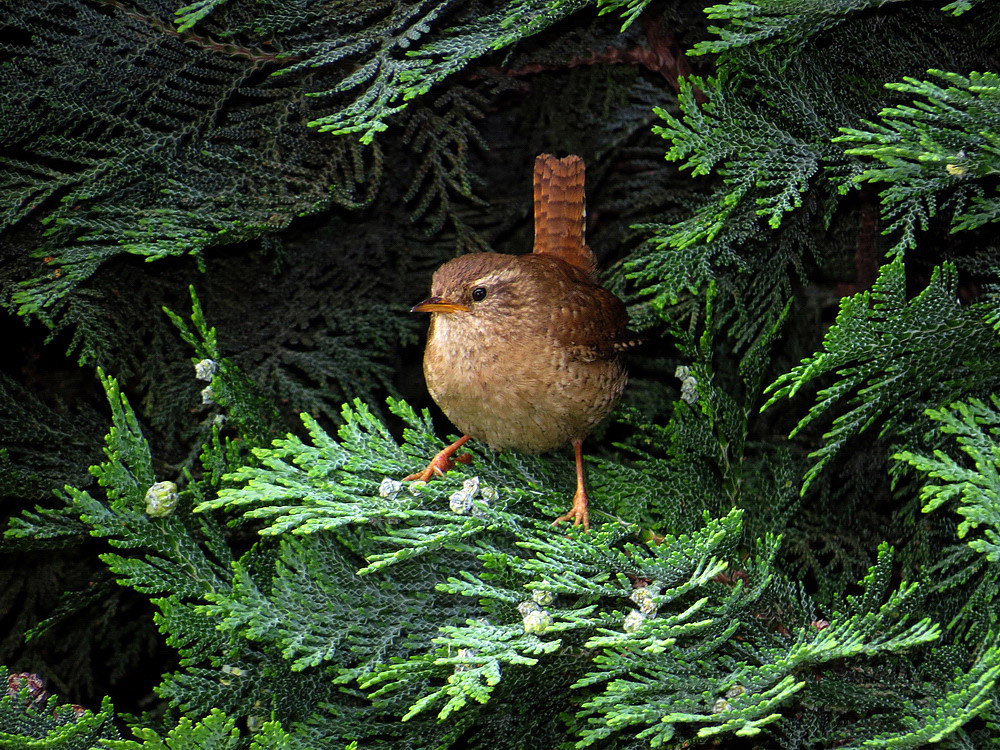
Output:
[404, 435, 473, 482]
[552, 438, 590, 530]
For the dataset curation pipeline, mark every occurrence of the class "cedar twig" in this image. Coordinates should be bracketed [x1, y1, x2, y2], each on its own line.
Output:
[837, 185, 880, 296]
[95, 0, 295, 65]
[480, 16, 692, 93]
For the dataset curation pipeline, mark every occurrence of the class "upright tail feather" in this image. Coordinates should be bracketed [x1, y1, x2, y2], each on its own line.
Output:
[532, 154, 597, 279]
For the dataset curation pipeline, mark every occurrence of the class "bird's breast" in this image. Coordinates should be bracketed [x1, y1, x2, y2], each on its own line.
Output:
[423, 312, 626, 452]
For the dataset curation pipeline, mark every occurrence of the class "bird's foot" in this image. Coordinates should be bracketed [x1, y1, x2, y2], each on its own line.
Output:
[552, 489, 589, 531]
[404, 439, 472, 483]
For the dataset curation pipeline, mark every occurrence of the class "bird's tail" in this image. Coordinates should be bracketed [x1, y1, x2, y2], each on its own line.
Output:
[532, 154, 597, 279]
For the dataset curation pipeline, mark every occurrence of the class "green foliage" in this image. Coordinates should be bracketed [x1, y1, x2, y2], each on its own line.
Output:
[402, 87, 490, 250]
[836, 69, 1000, 255]
[9, 367, 982, 746]
[897, 397, 1000, 561]
[0, 667, 119, 748]
[627, 0, 993, 352]
[690, 0, 893, 55]
[859, 644, 1000, 748]
[176, 388, 982, 745]
[186, 394, 964, 745]
[893, 397, 1000, 646]
[0, 371, 104, 501]
[173, 0, 228, 32]
[164, 286, 282, 444]
[652, 73, 836, 233]
[596, 0, 656, 31]
[3, 0, 1000, 747]
[261, 0, 652, 144]
[102, 708, 297, 750]
[629, 60, 843, 352]
[387, 0, 591, 108]
[3, 0, 377, 323]
[763, 259, 999, 491]
[8, 368, 234, 602]
[282, 0, 464, 142]
[941, 0, 993, 14]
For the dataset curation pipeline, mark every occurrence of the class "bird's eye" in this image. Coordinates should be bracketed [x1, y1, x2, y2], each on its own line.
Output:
[471, 286, 488, 302]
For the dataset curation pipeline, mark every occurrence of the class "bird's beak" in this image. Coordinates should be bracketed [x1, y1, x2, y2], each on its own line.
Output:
[410, 296, 471, 314]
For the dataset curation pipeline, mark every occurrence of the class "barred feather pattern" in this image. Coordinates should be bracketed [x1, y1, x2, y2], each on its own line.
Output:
[532, 154, 598, 279]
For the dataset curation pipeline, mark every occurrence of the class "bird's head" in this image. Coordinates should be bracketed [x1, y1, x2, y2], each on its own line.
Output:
[411, 253, 535, 321]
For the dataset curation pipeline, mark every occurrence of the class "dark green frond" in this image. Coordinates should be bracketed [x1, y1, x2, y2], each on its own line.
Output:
[836, 70, 1000, 256]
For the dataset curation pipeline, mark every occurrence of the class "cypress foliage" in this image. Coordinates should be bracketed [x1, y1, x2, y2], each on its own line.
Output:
[2, 0, 999, 747]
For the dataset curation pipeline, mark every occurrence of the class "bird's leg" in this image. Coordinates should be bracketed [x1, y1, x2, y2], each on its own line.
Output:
[552, 438, 590, 530]
[404, 434, 473, 482]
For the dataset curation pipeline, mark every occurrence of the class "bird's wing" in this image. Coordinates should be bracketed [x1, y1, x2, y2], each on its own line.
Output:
[532, 154, 598, 280]
[558, 283, 638, 362]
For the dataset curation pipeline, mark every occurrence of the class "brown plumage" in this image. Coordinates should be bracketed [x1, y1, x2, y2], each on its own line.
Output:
[407, 154, 632, 529]
[532, 153, 597, 278]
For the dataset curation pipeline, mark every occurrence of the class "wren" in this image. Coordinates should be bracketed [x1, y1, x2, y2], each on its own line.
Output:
[407, 154, 632, 529]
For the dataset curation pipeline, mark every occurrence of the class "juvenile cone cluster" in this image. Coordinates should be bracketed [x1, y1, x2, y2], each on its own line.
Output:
[407, 154, 633, 529]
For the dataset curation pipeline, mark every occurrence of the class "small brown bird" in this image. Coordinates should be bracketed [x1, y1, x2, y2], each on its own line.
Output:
[407, 154, 632, 529]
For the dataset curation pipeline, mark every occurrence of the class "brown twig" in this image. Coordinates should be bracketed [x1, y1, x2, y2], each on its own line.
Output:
[478, 16, 693, 94]
[95, 0, 297, 66]
[837, 185, 880, 297]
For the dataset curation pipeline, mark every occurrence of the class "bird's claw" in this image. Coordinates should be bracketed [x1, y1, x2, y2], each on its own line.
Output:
[403, 449, 472, 483]
[552, 498, 589, 531]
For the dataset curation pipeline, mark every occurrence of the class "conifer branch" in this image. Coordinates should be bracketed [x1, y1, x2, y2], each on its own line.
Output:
[479, 18, 692, 93]
[2, 1, 999, 747]
[96, 0, 291, 65]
